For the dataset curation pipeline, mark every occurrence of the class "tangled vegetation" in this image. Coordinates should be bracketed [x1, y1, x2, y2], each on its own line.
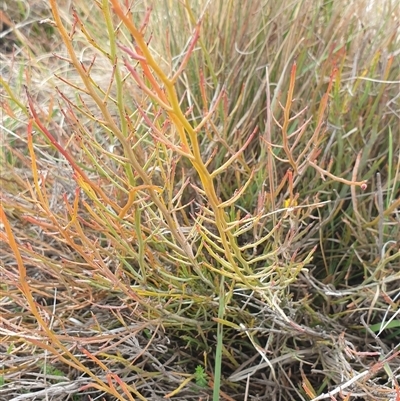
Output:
[1, 1, 399, 400]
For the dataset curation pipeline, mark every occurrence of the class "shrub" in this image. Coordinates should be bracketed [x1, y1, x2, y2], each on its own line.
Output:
[1, 1, 399, 400]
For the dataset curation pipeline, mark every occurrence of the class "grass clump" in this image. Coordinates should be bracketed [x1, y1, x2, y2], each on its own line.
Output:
[1, 0, 399, 400]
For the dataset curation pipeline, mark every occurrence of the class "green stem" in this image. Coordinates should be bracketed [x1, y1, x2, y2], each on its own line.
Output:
[213, 276, 225, 401]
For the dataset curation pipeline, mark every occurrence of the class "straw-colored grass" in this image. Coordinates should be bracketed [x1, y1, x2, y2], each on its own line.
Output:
[1, 1, 399, 400]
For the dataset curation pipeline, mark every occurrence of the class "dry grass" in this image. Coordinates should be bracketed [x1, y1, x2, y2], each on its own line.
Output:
[1, 1, 399, 400]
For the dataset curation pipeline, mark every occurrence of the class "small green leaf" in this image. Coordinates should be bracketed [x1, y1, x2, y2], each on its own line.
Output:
[369, 320, 400, 333]
[194, 365, 208, 387]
